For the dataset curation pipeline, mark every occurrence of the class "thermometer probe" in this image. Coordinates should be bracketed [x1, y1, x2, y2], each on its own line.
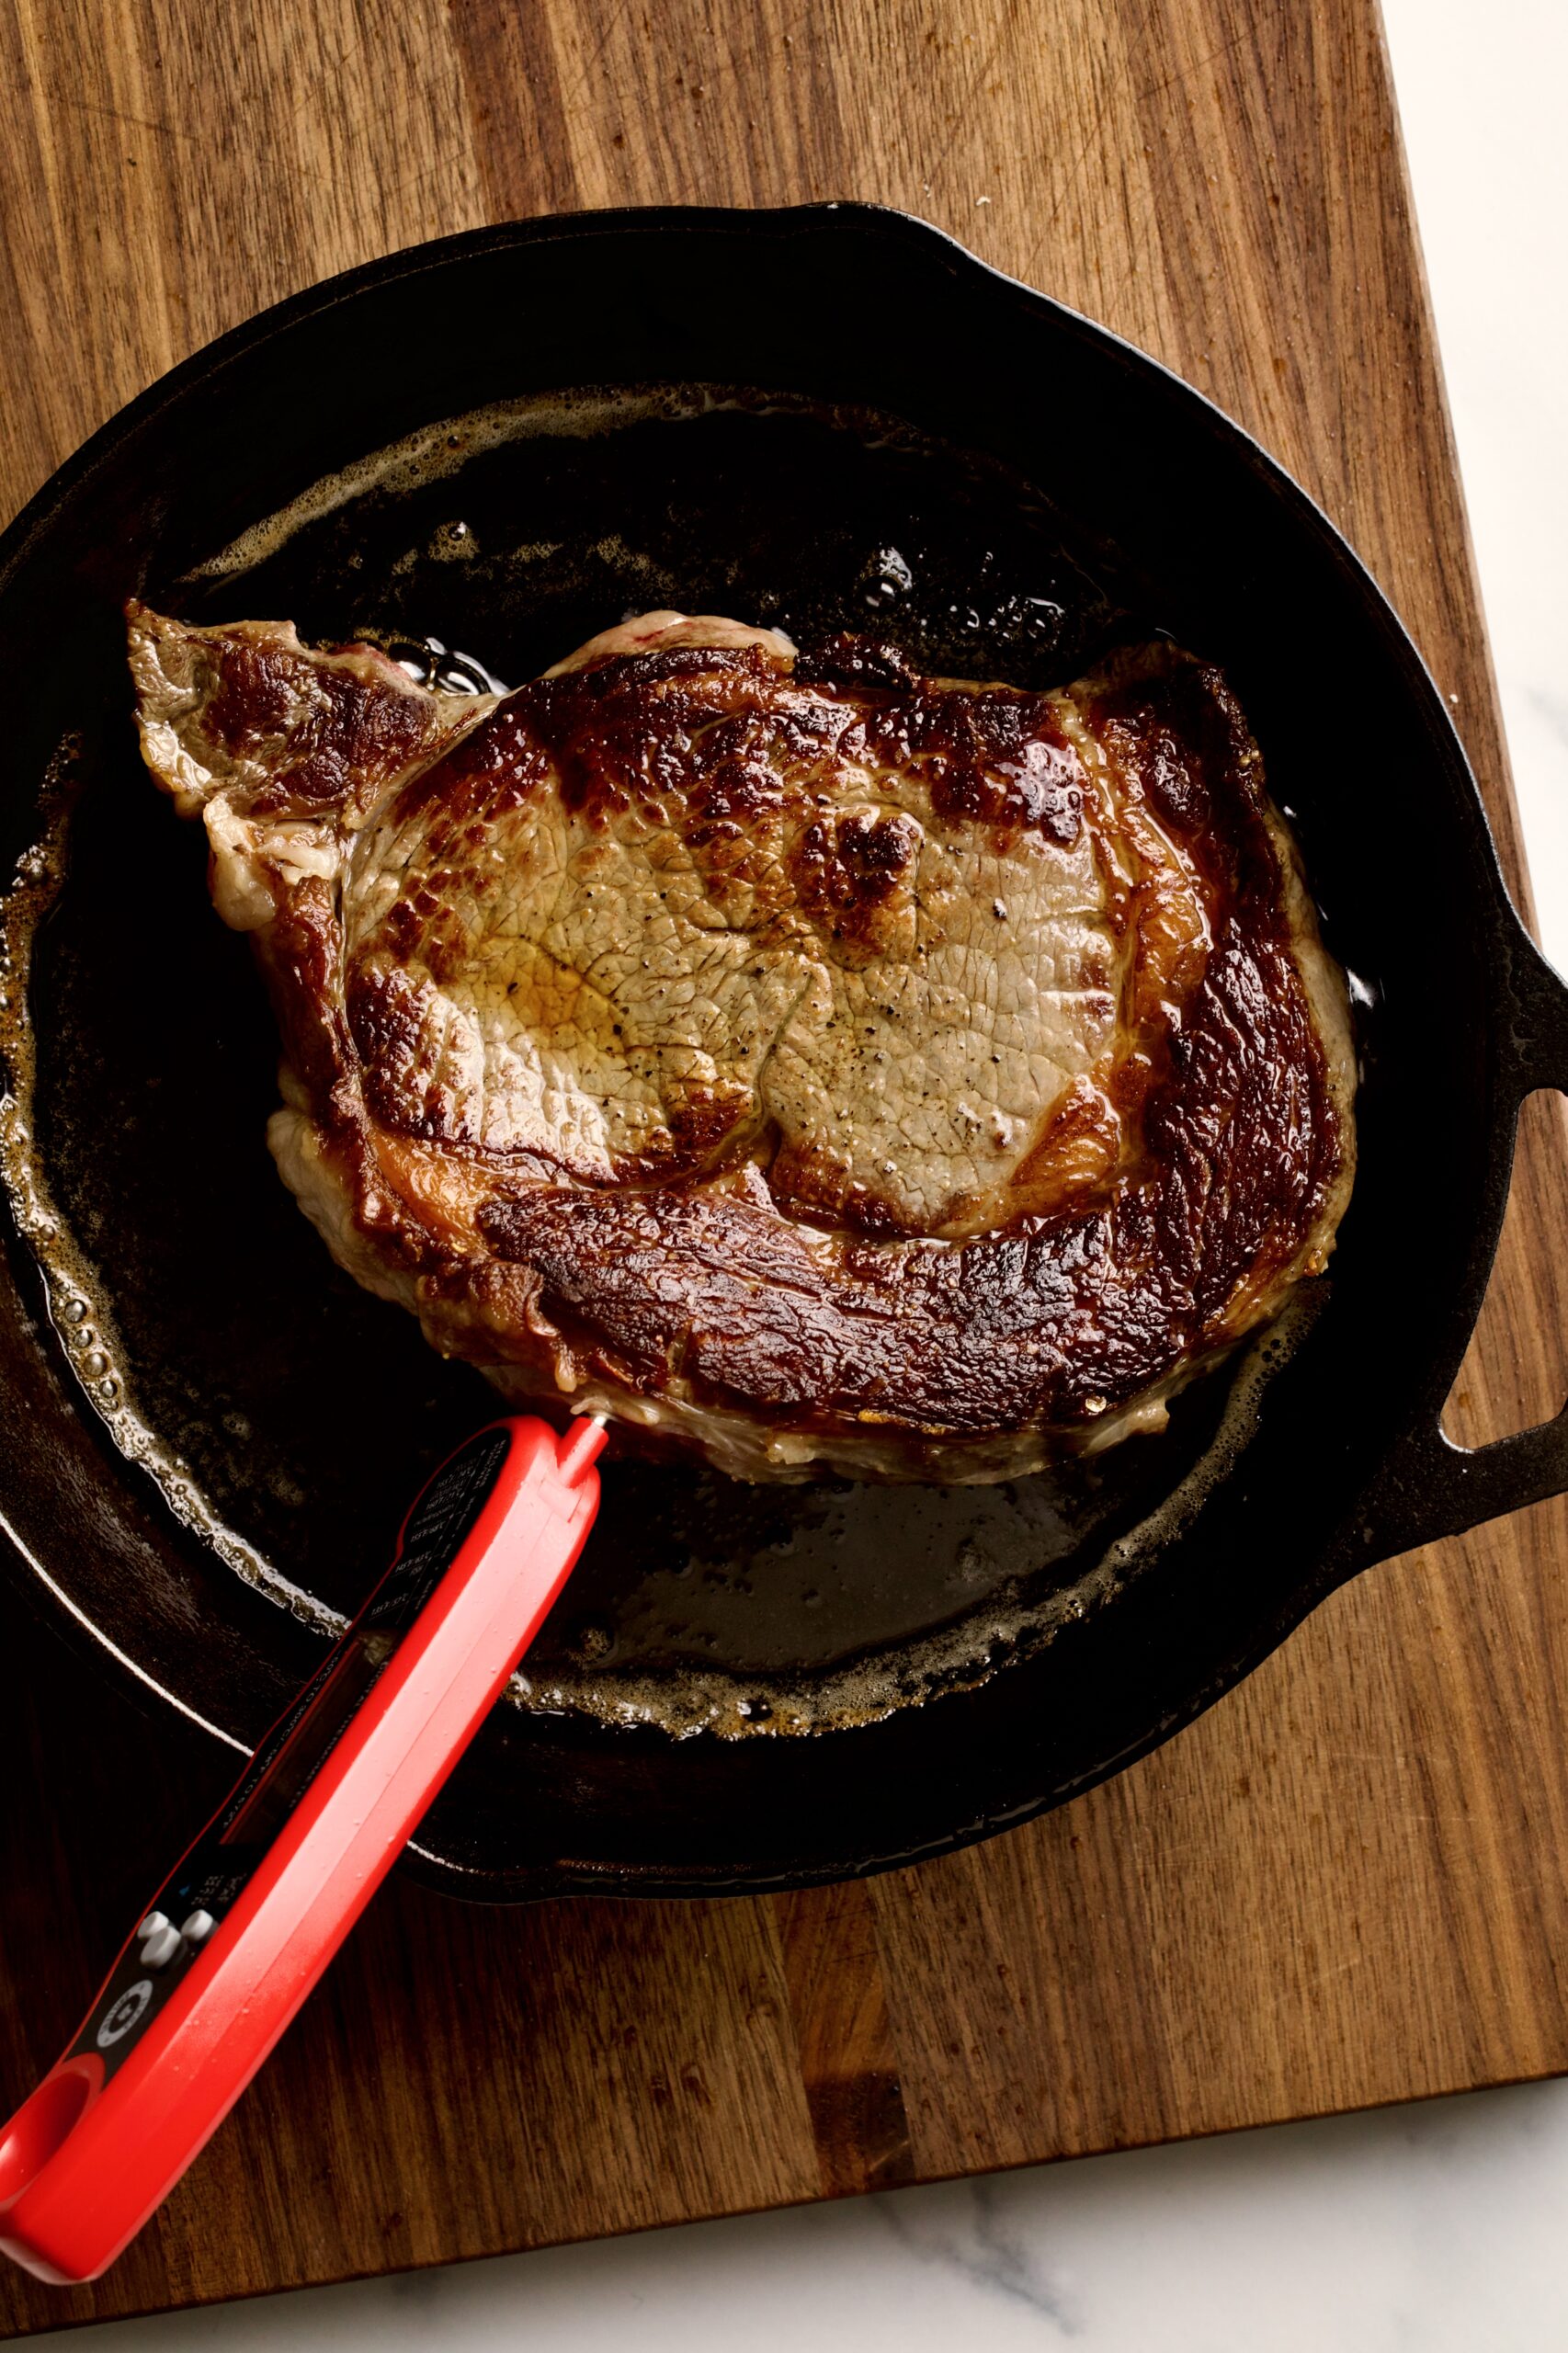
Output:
[0, 1412, 605, 2285]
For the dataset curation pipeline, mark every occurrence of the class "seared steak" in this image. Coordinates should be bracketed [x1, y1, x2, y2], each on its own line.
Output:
[129, 604, 1355, 1482]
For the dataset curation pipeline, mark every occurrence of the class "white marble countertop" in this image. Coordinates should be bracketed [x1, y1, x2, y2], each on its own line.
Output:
[63, 3, 1568, 2343]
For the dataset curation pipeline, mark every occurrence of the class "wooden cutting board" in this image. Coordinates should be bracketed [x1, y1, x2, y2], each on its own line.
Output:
[5, 0, 1568, 2332]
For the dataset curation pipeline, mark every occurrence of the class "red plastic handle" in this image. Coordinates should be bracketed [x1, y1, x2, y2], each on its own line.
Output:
[0, 1414, 604, 2285]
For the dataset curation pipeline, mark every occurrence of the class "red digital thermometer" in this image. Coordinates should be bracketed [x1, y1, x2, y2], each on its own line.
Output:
[0, 1412, 605, 2285]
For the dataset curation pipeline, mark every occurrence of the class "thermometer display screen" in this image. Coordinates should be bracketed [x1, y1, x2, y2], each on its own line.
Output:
[66, 1427, 513, 2082]
[218, 1427, 510, 1849]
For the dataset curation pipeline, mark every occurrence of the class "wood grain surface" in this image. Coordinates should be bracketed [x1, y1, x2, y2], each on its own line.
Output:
[4, 0, 1568, 2333]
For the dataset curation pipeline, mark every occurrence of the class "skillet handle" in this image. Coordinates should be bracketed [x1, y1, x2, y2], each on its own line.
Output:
[1355, 926, 1568, 1562]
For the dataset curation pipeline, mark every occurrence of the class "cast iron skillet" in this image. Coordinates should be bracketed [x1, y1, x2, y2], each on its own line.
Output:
[3, 204, 1568, 1902]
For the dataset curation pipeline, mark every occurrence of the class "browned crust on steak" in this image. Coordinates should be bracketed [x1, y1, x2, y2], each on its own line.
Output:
[130, 605, 1355, 1483]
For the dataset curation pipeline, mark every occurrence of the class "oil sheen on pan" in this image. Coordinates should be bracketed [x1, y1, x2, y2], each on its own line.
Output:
[0, 386, 1358, 1737]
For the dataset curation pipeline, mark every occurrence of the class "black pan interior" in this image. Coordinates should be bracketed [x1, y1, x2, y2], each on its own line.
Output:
[0, 208, 1525, 1893]
[23, 387, 1252, 1742]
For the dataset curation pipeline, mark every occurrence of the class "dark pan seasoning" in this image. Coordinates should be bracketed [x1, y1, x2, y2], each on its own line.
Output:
[0, 206, 1557, 1896]
[1, 386, 1335, 1740]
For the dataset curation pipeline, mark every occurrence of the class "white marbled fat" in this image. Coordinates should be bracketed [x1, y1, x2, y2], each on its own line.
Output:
[60, 0, 1568, 2344]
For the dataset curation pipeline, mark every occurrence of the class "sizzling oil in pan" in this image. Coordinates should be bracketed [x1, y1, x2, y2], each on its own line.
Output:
[0, 388, 1320, 1737]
